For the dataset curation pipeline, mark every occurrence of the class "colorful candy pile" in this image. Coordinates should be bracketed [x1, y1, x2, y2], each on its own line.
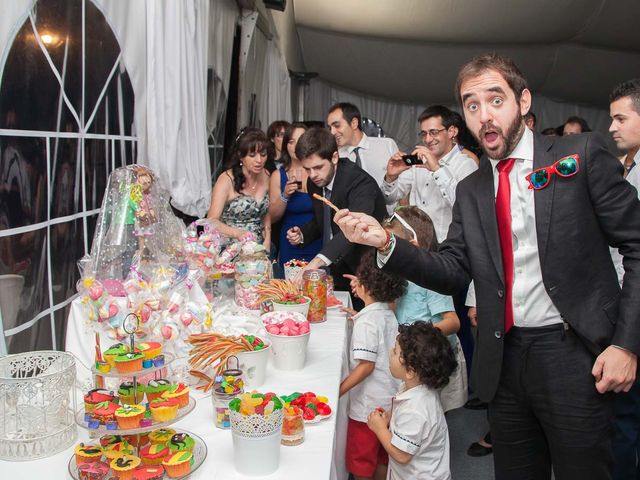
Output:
[256, 280, 300, 304]
[283, 259, 308, 268]
[263, 314, 310, 337]
[281, 392, 332, 421]
[214, 374, 244, 395]
[229, 392, 283, 416]
[275, 293, 308, 305]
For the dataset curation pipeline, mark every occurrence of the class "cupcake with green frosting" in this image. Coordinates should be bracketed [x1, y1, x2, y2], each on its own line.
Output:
[145, 379, 172, 402]
[104, 343, 129, 368]
[167, 432, 195, 453]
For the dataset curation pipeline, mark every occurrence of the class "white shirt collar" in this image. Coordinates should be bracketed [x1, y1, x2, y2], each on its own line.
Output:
[438, 145, 459, 166]
[394, 383, 430, 402]
[488, 127, 534, 170]
[352, 301, 390, 321]
[350, 133, 369, 153]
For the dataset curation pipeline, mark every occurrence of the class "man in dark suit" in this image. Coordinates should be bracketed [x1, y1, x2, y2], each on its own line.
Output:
[335, 54, 640, 480]
[286, 127, 386, 295]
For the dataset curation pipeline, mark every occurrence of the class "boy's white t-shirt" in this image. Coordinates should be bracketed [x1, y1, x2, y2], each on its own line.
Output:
[388, 383, 451, 480]
[348, 302, 400, 422]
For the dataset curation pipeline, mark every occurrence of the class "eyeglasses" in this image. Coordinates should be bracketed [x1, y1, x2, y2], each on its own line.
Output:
[418, 128, 447, 140]
[384, 211, 418, 243]
[525, 155, 580, 190]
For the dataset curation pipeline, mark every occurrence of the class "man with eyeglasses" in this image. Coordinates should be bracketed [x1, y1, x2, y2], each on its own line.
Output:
[381, 105, 478, 243]
[336, 54, 640, 479]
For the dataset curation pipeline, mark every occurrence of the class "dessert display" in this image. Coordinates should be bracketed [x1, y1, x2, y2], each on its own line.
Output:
[302, 269, 328, 323]
[229, 391, 283, 416]
[234, 242, 271, 309]
[114, 352, 145, 373]
[69, 429, 205, 480]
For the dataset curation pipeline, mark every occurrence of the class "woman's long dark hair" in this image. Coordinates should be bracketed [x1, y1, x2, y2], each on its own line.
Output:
[224, 128, 269, 193]
[279, 122, 308, 170]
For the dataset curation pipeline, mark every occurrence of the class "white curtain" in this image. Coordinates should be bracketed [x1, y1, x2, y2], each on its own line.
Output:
[307, 78, 614, 152]
[144, 0, 211, 217]
[207, 0, 238, 138]
[259, 39, 292, 127]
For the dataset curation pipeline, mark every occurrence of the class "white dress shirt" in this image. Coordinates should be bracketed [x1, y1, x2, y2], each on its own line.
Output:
[347, 302, 400, 422]
[388, 383, 451, 480]
[339, 133, 399, 187]
[487, 127, 562, 328]
[381, 146, 478, 242]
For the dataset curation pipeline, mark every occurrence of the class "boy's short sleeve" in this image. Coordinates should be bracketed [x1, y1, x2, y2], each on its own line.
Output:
[352, 317, 379, 362]
[391, 408, 426, 455]
[425, 290, 455, 318]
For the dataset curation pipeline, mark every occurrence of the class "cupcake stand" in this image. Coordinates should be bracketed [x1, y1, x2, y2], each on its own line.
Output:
[67, 317, 208, 479]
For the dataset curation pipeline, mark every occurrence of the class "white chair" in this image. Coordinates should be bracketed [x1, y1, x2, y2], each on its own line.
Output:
[0, 274, 25, 356]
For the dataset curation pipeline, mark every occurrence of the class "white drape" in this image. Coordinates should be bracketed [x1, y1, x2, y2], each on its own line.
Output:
[306, 78, 614, 152]
[207, 0, 238, 138]
[259, 39, 293, 127]
[144, 0, 211, 217]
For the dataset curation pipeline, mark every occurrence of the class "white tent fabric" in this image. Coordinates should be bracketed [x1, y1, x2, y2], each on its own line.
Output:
[306, 78, 614, 152]
[207, 0, 238, 138]
[259, 38, 293, 126]
[143, 0, 210, 217]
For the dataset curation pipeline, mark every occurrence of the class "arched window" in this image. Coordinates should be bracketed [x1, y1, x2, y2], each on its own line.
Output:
[0, 0, 136, 354]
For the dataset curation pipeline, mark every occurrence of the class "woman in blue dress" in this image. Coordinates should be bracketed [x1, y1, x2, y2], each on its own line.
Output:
[207, 129, 271, 250]
[268, 123, 322, 267]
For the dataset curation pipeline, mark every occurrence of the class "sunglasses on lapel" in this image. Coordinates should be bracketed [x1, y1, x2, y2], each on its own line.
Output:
[525, 155, 580, 190]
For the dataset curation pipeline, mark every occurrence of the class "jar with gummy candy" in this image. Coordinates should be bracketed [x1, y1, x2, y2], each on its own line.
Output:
[302, 269, 327, 323]
[281, 408, 304, 446]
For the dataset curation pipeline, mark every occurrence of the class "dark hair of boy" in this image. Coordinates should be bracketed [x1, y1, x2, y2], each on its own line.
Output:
[397, 321, 458, 389]
[355, 250, 407, 303]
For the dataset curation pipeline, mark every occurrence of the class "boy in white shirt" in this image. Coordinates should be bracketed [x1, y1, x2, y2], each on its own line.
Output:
[367, 321, 457, 480]
[340, 250, 407, 480]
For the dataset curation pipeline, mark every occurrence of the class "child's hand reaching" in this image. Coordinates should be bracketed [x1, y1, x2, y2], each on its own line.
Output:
[367, 408, 390, 434]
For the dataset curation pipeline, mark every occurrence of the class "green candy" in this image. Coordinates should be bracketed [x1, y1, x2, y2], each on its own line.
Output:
[306, 402, 318, 413]
[229, 398, 241, 412]
[272, 396, 283, 409]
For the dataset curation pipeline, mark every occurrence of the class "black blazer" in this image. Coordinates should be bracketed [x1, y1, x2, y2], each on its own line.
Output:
[300, 158, 387, 276]
[384, 132, 640, 401]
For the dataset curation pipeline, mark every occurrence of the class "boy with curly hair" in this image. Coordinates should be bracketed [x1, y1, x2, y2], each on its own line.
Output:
[340, 250, 407, 480]
[368, 321, 457, 480]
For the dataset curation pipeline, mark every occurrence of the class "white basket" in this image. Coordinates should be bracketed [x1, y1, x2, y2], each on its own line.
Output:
[272, 297, 310, 317]
[235, 344, 271, 388]
[266, 332, 310, 370]
[231, 409, 283, 476]
[0, 351, 77, 461]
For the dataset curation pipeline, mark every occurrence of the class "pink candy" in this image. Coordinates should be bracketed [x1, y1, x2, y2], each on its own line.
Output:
[264, 316, 310, 336]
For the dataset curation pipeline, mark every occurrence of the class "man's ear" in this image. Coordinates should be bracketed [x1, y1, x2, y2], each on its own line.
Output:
[350, 117, 359, 131]
[331, 151, 339, 165]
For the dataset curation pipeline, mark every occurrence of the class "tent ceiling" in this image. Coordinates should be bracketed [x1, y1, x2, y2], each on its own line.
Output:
[293, 0, 640, 108]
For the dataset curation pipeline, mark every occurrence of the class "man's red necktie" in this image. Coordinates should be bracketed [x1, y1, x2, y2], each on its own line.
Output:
[496, 159, 516, 333]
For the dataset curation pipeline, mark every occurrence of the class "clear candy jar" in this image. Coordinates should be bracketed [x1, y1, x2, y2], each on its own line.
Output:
[234, 252, 271, 309]
[302, 269, 327, 323]
[281, 410, 305, 446]
[212, 390, 239, 429]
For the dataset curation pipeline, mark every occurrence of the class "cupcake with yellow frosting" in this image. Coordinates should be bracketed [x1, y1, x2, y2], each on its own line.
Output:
[136, 342, 162, 360]
[115, 404, 146, 429]
[103, 441, 134, 460]
[110, 454, 141, 480]
[161, 383, 189, 408]
[75, 443, 103, 464]
[162, 451, 192, 478]
[148, 428, 175, 445]
[149, 398, 179, 423]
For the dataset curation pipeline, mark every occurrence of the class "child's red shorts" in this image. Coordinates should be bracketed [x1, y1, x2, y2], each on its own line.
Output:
[346, 417, 389, 477]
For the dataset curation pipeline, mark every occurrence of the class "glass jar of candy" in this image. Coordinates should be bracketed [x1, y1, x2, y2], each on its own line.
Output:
[302, 269, 327, 323]
[281, 410, 305, 446]
[212, 390, 240, 429]
[234, 252, 272, 309]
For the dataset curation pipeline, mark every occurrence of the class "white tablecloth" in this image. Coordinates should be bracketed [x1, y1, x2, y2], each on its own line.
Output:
[0, 292, 351, 480]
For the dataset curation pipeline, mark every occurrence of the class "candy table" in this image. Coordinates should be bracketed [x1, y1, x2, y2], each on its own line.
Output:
[0, 292, 352, 480]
